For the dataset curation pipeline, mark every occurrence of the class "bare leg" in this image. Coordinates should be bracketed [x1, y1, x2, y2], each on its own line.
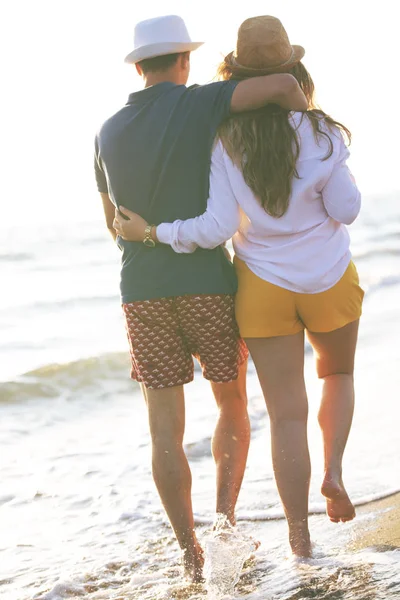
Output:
[246, 333, 312, 557]
[210, 360, 250, 525]
[143, 384, 203, 581]
[307, 320, 359, 523]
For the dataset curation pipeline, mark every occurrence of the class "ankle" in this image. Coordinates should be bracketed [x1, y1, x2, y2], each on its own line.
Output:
[324, 467, 343, 482]
[288, 519, 309, 540]
[182, 545, 204, 583]
[215, 508, 236, 527]
[288, 520, 311, 556]
[288, 518, 309, 531]
[289, 529, 310, 545]
[178, 530, 200, 552]
[213, 511, 236, 531]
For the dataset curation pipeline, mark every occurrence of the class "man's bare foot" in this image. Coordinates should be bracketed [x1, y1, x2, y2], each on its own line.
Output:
[289, 523, 312, 558]
[182, 542, 204, 583]
[321, 473, 356, 523]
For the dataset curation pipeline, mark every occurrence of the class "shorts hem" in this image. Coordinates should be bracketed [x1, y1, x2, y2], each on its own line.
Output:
[203, 373, 238, 384]
[202, 350, 248, 384]
[240, 327, 304, 339]
[306, 313, 362, 334]
[130, 372, 194, 390]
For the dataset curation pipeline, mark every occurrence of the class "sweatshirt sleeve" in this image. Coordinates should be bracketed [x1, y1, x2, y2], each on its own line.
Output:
[321, 132, 361, 225]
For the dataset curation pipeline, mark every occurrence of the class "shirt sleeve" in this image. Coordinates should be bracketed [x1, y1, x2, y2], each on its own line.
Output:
[321, 132, 361, 225]
[94, 136, 108, 193]
[156, 141, 241, 253]
[188, 80, 239, 122]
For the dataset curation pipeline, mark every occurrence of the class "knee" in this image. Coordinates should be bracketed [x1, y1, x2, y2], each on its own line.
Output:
[270, 407, 309, 425]
[317, 367, 354, 380]
[214, 380, 248, 410]
[151, 437, 184, 461]
[316, 353, 355, 380]
[148, 408, 185, 450]
[269, 393, 309, 424]
[150, 424, 184, 451]
[217, 392, 248, 418]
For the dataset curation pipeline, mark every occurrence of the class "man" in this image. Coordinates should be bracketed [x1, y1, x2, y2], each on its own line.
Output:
[94, 14, 307, 581]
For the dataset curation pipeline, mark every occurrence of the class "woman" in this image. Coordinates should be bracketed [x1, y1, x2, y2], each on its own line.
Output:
[113, 16, 363, 557]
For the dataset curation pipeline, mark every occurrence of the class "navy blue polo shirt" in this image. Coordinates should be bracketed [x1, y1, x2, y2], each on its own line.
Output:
[94, 81, 239, 303]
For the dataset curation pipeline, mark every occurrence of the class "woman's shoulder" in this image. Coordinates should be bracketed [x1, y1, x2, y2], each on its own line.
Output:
[290, 111, 345, 156]
[212, 137, 225, 157]
[290, 111, 341, 136]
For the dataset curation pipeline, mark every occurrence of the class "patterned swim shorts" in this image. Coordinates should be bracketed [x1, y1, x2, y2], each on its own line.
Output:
[123, 294, 248, 389]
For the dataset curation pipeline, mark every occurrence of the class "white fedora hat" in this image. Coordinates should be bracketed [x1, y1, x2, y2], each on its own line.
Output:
[124, 15, 204, 64]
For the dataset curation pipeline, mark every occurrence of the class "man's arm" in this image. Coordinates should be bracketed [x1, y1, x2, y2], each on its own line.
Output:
[231, 73, 307, 113]
[101, 192, 118, 242]
[94, 136, 118, 242]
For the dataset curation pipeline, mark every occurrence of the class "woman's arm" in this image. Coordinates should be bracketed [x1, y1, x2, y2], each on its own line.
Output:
[321, 136, 361, 225]
[114, 142, 241, 252]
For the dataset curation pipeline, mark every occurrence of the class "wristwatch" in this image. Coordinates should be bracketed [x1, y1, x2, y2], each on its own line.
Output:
[143, 224, 156, 248]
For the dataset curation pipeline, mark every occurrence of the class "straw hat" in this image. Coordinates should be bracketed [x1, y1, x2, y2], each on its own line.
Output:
[225, 16, 305, 76]
[124, 15, 203, 64]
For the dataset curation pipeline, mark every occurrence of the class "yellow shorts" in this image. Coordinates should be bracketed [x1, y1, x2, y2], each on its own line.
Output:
[234, 258, 364, 338]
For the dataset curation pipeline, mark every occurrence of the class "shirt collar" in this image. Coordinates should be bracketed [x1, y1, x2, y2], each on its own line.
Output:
[126, 82, 179, 105]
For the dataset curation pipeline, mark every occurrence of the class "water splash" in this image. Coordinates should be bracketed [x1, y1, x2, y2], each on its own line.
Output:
[204, 514, 257, 599]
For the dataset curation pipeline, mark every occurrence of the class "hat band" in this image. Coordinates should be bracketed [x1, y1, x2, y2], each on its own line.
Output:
[232, 47, 296, 71]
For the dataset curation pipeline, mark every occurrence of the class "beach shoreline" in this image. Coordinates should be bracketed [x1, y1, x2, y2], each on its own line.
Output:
[350, 492, 400, 551]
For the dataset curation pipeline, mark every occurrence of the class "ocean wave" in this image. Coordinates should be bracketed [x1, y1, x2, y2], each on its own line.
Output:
[184, 437, 212, 460]
[0, 294, 120, 316]
[0, 251, 33, 262]
[353, 246, 400, 261]
[364, 274, 400, 296]
[30, 294, 120, 310]
[78, 236, 111, 246]
[34, 581, 86, 600]
[0, 349, 220, 404]
[193, 488, 400, 524]
[370, 230, 400, 243]
[0, 353, 132, 403]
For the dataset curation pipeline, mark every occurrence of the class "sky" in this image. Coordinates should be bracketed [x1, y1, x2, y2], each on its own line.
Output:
[1, 0, 399, 224]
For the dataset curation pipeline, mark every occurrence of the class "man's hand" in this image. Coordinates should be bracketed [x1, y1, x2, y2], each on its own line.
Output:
[113, 206, 150, 241]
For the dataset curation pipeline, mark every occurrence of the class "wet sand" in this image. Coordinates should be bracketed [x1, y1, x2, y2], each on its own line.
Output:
[350, 492, 400, 550]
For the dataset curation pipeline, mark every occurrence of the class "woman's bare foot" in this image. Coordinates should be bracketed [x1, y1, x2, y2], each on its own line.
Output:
[182, 542, 204, 583]
[321, 473, 356, 523]
[288, 522, 312, 558]
[213, 513, 261, 551]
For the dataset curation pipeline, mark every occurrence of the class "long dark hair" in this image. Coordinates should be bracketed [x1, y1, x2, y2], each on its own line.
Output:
[217, 61, 351, 218]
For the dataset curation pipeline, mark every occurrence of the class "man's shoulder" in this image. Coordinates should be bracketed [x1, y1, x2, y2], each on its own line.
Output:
[96, 105, 129, 141]
[95, 81, 238, 142]
[186, 80, 237, 96]
[96, 84, 185, 138]
[179, 81, 238, 119]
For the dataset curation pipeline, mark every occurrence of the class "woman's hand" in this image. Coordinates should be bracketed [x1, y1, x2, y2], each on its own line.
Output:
[113, 206, 150, 241]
